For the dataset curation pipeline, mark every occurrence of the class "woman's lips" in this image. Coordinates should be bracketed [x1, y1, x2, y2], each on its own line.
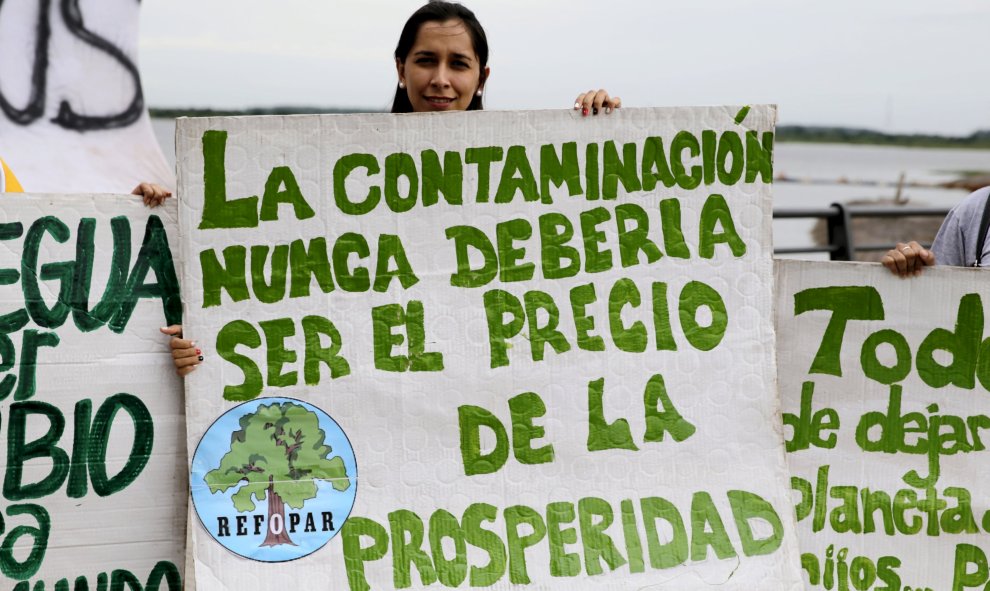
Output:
[425, 96, 455, 109]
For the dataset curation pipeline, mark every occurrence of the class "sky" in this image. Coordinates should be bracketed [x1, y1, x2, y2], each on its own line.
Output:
[138, 0, 990, 136]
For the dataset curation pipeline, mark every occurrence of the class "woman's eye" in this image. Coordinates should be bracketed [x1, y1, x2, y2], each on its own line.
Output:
[415, 57, 435, 65]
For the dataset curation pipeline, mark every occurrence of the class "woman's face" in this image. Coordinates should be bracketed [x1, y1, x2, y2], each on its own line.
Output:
[397, 19, 488, 113]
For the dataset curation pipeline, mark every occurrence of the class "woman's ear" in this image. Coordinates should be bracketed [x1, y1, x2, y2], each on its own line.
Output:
[396, 58, 406, 87]
[478, 66, 491, 92]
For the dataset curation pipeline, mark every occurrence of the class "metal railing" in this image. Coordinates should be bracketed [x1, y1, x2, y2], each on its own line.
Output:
[773, 203, 950, 260]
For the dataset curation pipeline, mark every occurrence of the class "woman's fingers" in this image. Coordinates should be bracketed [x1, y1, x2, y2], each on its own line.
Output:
[132, 183, 173, 208]
[171, 344, 202, 376]
[591, 90, 606, 113]
[161, 325, 201, 375]
[161, 325, 195, 349]
[169, 336, 196, 350]
[574, 90, 595, 116]
[574, 89, 620, 116]
[160, 325, 182, 337]
[171, 345, 199, 360]
[174, 353, 201, 367]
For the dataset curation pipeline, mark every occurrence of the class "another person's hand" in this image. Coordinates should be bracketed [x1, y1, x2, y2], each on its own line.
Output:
[161, 325, 201, 377]
[574, 89, 621, 116]
[881, 241, 935, 277]
[132, 182, 172, 207]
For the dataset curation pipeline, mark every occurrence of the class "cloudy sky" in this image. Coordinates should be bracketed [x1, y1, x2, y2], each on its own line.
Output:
[138, 0, 990, 135]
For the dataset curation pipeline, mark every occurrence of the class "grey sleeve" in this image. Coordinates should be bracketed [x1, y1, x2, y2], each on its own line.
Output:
[931, 187, 990, 267]
[931, 206, 966, 267]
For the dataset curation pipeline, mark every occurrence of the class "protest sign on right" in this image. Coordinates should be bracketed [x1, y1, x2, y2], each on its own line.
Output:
[776, 259, 990, 591]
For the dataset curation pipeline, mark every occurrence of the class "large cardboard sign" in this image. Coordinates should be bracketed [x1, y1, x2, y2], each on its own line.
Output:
[0, 2, 173, 192]
[777, 259, 990, 591]
[178, 107, 804, 589]
[0, 195, 185, 590]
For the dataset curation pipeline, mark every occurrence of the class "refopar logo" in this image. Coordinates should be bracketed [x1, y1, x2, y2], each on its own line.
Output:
[191, 397, 357, 562]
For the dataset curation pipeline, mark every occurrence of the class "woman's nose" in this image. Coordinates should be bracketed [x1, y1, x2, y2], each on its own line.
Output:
[431, 66, 451, 87]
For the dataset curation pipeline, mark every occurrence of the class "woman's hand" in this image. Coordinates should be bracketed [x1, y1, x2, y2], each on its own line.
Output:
[881, 241, 935, 277]
[132, 183, 172, 207]
[161, 325, 202, 377]
[574, 89, 621, 116]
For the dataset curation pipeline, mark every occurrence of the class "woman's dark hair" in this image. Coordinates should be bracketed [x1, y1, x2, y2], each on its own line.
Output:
[391, 1, 489, 113]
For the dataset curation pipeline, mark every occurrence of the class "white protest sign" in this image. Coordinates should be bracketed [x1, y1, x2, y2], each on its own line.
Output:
[776, 259, 990, 591]
[0, 2, 173, 192]
[0, 194, 185, 590]
[178, 107, 804, 589]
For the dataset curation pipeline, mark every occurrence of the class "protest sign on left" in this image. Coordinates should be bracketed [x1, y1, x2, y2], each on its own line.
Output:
[0, 2, 173, 192]
[0, 194, 185, 590]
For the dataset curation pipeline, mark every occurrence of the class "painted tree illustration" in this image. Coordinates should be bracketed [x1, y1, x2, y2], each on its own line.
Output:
[204, 401, 351, 547]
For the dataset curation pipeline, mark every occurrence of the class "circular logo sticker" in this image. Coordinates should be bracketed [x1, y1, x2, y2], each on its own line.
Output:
[191, 397, 357, 562]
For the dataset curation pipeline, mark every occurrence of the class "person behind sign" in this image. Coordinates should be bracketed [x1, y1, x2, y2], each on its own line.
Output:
[163, 0, 622, 375]
[2, 152, 172, 205]
[881, 186, 990, 276]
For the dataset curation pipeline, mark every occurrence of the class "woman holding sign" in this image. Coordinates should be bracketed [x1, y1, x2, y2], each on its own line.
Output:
[389, 1, 620, 116]
[165, 0, 621, 375]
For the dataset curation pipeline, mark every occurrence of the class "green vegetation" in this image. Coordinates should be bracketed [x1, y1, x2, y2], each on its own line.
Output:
[778, 126, 990, 149]
[935, 169, 990, 177]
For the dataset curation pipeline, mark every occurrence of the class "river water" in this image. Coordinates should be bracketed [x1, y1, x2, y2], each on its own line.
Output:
[151, 118, 989, 258]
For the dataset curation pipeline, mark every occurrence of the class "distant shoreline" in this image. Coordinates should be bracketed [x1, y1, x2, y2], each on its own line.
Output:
[776, 126, 990, 150]
[149, 108, 990, 151]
